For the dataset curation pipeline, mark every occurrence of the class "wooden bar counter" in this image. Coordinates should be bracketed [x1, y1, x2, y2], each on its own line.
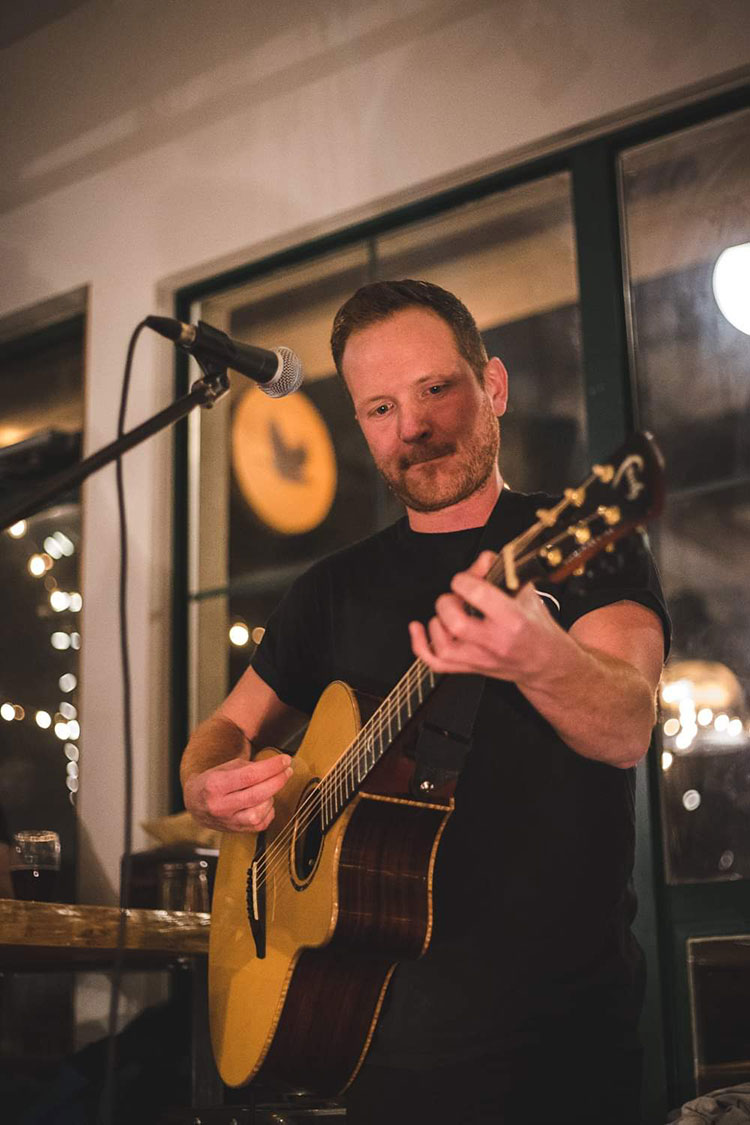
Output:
[0, 897, 210, 970]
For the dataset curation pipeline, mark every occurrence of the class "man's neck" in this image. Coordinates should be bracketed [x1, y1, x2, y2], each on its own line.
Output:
[406, 469, 504, 533]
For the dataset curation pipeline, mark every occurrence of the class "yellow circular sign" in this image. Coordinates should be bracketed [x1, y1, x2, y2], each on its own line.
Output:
[231, 387, 337, 535]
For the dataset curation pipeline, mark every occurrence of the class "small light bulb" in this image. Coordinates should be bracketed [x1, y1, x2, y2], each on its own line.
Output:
[53, 532, 75, 557]
[35, 710, 52, 729]
[50, 590, 71, 612]
[43, 537, 63, 560]
[8, 520, 27, 538]
[229, 623, 250, 647]
[28, 554, 46, 577]
[0, 703, 15, 721]
[59, 673, 77, 692]
[713, 242, 750, 335]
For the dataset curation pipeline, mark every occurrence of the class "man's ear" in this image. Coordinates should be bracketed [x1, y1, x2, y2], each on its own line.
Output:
[483, 357, 508, 418]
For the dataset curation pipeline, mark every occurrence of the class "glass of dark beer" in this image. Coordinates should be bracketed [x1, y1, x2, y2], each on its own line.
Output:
[11, 830, 61, 901]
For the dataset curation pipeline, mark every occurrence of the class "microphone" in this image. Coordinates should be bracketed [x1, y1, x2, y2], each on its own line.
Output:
[145, 315, 303, 398]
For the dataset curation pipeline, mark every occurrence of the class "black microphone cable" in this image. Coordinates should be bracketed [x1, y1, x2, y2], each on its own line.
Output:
[97, 318, 147, 1125]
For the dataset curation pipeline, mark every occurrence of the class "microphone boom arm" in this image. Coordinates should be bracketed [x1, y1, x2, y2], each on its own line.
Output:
[0, 360, 229, 530]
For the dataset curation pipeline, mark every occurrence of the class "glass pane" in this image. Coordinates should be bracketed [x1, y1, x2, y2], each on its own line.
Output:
[376, 174, 587, 494]
[620, 106, 750, 883]
[0, 324, 84, 902]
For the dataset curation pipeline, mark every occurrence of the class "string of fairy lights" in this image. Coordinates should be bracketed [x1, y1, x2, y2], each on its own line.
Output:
[2, 517, 81, 804]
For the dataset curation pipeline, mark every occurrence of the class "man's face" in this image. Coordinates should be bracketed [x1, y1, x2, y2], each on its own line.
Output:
[341, 307, 507, 514]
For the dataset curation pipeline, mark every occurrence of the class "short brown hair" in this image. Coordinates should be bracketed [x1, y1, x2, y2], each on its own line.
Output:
[330, 279, 488, 384]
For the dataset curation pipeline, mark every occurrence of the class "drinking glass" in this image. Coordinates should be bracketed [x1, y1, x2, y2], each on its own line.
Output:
[11, 830, 61, 901]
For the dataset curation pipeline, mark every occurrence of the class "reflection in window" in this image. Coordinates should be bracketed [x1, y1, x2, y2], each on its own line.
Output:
[620, 106, 750, 883]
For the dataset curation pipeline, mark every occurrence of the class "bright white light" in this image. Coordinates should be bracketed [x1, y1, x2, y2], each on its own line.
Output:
[714, 713, 730, 732]
[682, 789, 701, 812]
[59, 673, 77, 692]
[678, 698, 696, 718]
[697, 708, 713, 727]
[28, 554, 46, 577]
[43, 537, 63, 560]
[8, 520, 27, 538]
[54, 722, 70, 740]
[728, 718, 743, 737]
[0, 703, 15, 721]
[712, 242, 750, 335]
[51, 632, 71, 651]
[229, 622, 250, 647]
[69, 593, 82, 612]
[675, 730, 695, 751]
[66, 719, 80, 740]
[663, 718, 680, 737]
[59, 702, 76, 720]
[66, 761, 79, 779]
[64, 744, 79, 762]
[70, 632, 80, 650]
[661, 751, 674, 771]
[50, 590, 71, 612]
[35, 710, 52, 729]
[53, 532, 75, 557]
[66, 776, 79, 793]
[661, 679, 692, 705]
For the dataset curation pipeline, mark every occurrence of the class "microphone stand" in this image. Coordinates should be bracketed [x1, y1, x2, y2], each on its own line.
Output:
[0, 361, 229, 530]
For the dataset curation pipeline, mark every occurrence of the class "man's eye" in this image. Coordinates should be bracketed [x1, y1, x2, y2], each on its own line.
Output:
[372, 403, 391, 416]
[427, 384, 446, 395]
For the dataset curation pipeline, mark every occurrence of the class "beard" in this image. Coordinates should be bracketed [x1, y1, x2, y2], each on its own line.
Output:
[375, 398, 500, 514]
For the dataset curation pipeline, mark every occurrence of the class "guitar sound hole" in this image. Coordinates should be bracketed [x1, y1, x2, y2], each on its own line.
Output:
[291, 779, 324, 888]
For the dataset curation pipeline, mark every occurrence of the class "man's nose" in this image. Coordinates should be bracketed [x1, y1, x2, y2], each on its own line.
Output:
[397, 403, 432, 444]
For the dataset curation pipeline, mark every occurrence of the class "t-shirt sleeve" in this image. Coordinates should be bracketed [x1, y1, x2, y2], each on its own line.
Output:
[251, 561, 332, 718]
[556, 530, 672, 656]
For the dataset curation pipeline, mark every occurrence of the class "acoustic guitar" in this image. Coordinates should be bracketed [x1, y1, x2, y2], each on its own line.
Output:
[208, 431, 664, 1095]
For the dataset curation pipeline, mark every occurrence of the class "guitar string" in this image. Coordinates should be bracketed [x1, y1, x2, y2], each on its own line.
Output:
[253, 493, 612, 889]
[252, 496, 613, 892]
[253, 498, 613, 893]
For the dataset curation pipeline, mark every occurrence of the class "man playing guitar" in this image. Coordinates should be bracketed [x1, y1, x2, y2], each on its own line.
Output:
[182, 280, 669, 1124]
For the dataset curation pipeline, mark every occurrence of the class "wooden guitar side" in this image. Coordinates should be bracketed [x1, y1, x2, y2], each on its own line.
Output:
[209, 680, 452, 1094]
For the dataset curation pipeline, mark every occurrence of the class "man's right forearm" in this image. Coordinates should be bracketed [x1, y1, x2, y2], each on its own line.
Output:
[180, 713, 251, 793]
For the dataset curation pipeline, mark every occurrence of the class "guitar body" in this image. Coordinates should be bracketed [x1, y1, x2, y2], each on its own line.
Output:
[209, 680, 453, 1094]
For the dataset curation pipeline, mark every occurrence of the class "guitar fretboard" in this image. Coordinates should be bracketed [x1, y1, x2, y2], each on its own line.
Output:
[319, 660, 439, 829]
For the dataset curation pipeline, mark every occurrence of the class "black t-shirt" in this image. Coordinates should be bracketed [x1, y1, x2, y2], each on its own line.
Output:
[252, 489, 670, 1067]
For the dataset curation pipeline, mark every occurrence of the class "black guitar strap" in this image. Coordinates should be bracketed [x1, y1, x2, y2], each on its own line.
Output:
[410, 496, 508, 799]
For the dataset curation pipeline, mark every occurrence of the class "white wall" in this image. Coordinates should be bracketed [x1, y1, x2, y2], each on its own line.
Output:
[1, 0, 749, 903]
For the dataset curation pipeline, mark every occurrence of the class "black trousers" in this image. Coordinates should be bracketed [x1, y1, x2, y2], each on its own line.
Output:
[344, 1042, 643, 1125]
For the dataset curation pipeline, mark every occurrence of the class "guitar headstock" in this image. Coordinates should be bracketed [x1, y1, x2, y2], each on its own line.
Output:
[503, 431, 664, 589]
